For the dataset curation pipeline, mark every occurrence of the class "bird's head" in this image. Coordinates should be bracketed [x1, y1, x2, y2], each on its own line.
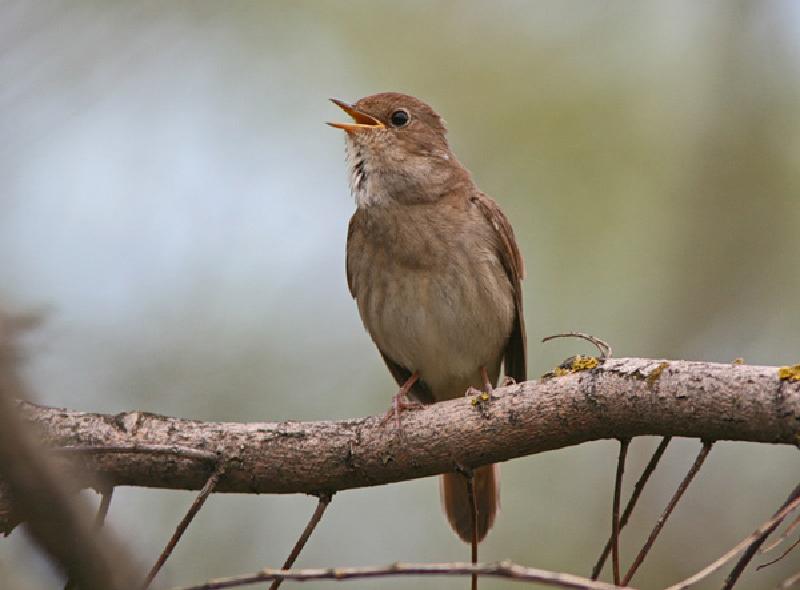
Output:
[328, 92, 467, 207]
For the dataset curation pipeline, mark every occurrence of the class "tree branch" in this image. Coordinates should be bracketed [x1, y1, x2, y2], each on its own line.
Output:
[172, 560, 631, 590]
[2, 357, 798, 534]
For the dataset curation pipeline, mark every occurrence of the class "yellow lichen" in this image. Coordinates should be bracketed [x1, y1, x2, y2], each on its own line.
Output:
[571, 355, 599, 371]
[778, 364, 800, 382]
[731, 357, 744, 365]
[545, 355, 599, 378]
[471, 390, 492, 407]
[647, 361, 670, 388]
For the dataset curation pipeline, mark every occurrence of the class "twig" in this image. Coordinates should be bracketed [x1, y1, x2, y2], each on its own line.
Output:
[64, 486, 115, 590]
[95, 486, 114, 528]
[620, 441, 713, 586]
[780, 571, 800, 589]
[591, 437, 672, 579]
[721, 482, 800, 589]
[611, 439, 630, 585]
[455, 464, 480, 590]
[542, 332, 613, 359]
[758, 536, 800, 571]
[465, 471, 478, 590]
[170, 560, 632, 590]
[762, 513, 800, 553]
[142, 461, 226, 590]
[664, 489, 800, 590]
[268, 492, 333, 590]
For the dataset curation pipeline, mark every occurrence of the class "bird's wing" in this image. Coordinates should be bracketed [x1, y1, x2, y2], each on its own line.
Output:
[471, 192, 527, 383]
[345, 211, 361, 298]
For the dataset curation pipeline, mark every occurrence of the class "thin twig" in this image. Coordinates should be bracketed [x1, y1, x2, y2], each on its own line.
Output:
[620, 441, 713, 586]
[142, 461, 226, 590]
[64, 486, 115, 590]
[94, 486, 114, 528]
[721, 482, 800, 589]
[170, 560, 632, 590]
[465, 471, 479, 590]
[611, 439, 630, 585]
[758, 536, 800, 571]
[762, 513, 800, 553]
[664, 490, 800, 590]
[780, 571, 800, 589]
[268, 492, 333, 590]
[591, 437, 672, 579]
[542, 332, 613, 359]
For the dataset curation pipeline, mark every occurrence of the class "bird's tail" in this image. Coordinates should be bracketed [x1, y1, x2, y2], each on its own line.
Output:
[440, 464, 499, 543]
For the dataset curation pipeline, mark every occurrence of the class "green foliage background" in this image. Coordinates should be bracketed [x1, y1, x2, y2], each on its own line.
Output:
[1, 2, 798, 588]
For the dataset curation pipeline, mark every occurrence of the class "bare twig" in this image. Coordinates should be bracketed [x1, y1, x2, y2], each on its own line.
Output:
[142, 461, 226, 590]
[621, 441, 713, 586]
[454, 464, 480, 590]
[94, 486, 114, 528]
[664, 489, 800, 590]
[268, 492, 333, 590]
[465, 470, 478, 590]
[758, 536, 800, 571]
[542, 332, 613, 359]
[762, 513, 800, 553]
[721, 482, 800, 589]
[64, 486, 115, 590]
[591, 437, 672, 579]
[780, 571, 800, 589]
[611, 439, 630, 585]
[171, 560, 632, 590]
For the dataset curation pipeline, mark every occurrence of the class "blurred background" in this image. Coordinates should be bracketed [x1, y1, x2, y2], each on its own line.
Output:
[1, 1, 799, 588]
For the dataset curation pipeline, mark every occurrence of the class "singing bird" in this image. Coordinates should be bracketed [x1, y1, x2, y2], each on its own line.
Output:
[329, 92, 526, 543]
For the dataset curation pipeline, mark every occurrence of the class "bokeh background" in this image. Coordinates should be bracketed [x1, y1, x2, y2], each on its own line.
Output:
[1, 1, 799, 588]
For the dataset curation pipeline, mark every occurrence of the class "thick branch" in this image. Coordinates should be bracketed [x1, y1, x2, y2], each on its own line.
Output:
[2, 357, 799, 533]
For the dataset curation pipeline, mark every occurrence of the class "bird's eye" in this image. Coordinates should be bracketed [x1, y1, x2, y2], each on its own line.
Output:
[390, 109, 410, 127]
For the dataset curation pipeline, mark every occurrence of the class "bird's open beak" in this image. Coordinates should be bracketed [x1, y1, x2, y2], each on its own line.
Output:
[327, 98, 385, 132]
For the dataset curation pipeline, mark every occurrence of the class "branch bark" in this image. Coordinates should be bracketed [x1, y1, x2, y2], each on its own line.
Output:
[2, 357, 798, 534]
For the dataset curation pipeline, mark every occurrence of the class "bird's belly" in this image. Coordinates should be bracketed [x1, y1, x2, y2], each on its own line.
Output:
[359, 259, 515, 401]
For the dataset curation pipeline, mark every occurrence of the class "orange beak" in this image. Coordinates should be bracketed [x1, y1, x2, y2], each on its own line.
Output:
[327, 98, 385, 132]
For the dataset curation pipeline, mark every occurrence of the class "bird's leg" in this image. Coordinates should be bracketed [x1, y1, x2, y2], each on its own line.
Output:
[480, 366, 494, 395]
[382, 372, 422, 430]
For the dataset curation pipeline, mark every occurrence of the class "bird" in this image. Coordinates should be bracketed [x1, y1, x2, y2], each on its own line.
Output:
[328, 92, 526, 544]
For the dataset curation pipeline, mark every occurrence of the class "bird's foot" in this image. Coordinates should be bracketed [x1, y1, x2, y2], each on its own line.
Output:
[464, 386, 482, 398]
[380, 372, 421, 431]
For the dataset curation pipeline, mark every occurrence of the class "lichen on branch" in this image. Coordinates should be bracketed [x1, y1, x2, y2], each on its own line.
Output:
[1, 357, 799, 534]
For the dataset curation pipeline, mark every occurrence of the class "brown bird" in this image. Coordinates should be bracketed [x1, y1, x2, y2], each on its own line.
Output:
[329, 92, 526, 543]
